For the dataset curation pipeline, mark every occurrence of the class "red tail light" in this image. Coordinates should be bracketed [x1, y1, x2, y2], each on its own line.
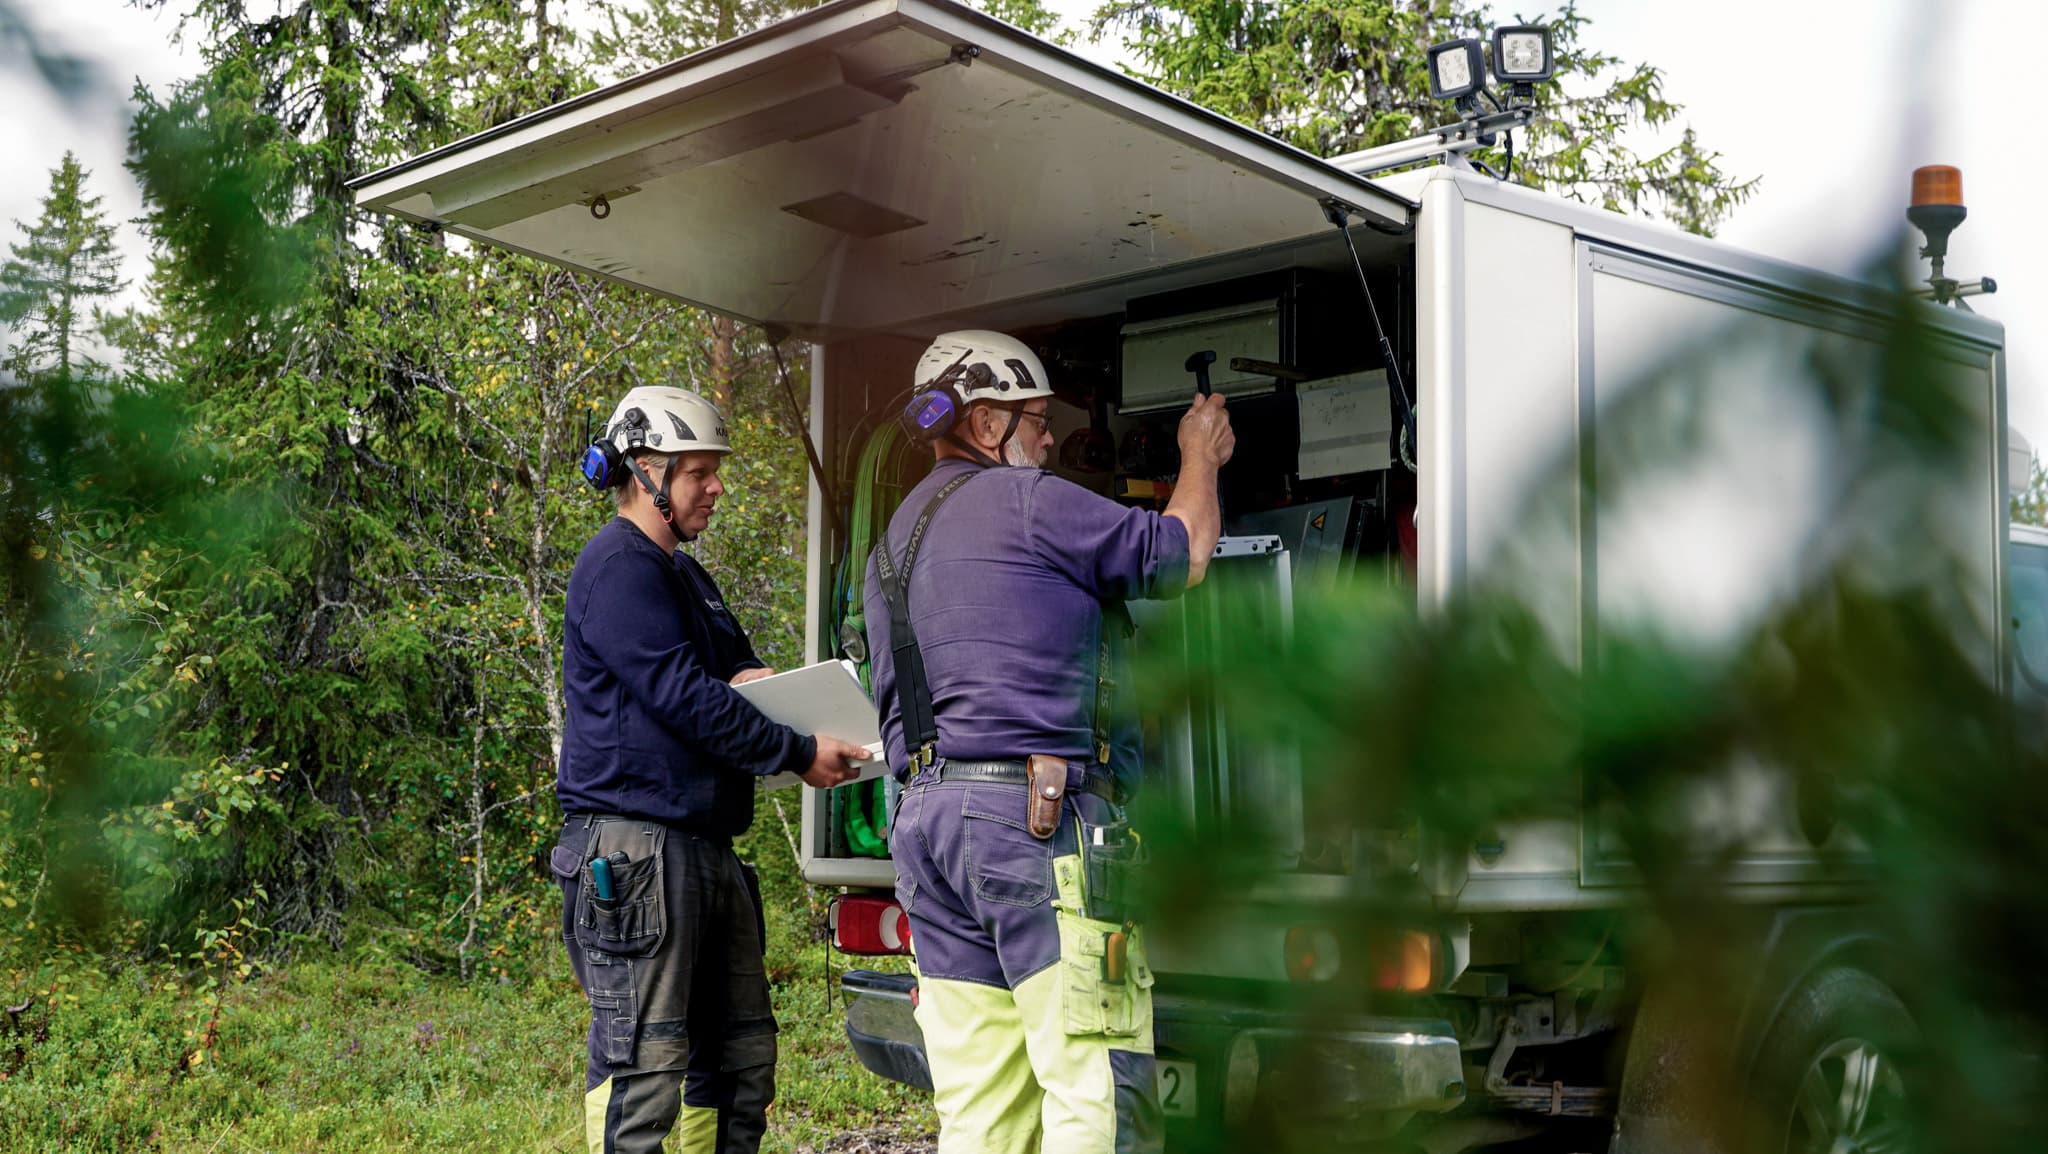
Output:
[1367, 929, 1440, 993]
[1284, 926, 1341, 982]
[830, 894, 912, 956]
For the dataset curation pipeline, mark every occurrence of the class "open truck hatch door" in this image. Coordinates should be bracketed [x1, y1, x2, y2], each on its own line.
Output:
[349, 0, 1412, 341]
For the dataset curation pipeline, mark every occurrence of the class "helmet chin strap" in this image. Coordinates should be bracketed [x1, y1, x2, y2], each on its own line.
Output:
[945, 405, 1025, 469]
[994, 406, 1024, 462]
[625, 456, 695, 544]
[942, 431, 1001, 469]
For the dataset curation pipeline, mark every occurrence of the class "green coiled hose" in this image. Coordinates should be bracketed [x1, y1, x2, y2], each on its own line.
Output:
[836, 420, 910, 857]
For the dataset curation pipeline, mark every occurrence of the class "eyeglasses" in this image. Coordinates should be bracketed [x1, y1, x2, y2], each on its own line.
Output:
[1012, 410, 1051, 435]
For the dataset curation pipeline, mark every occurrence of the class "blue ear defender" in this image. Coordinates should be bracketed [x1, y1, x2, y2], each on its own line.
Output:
[581, 439, 623, 489]
[899, 359, 1000, 447]
[902, 388, 960, 444]
[582, 407, 651, 490]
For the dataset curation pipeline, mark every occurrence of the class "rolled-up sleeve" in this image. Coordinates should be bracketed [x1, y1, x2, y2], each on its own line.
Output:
[1026, 474, 1192, 601]
[578, 551, 814, 778]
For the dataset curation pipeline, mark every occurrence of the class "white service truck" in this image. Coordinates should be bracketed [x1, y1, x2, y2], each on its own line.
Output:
[354, 2, 2021, 1149]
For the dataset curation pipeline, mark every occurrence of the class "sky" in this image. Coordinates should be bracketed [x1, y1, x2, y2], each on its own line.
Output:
[1, 0, 2038, 452]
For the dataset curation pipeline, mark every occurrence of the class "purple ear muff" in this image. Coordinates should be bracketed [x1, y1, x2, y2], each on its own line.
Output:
[901, 386, 961, 446]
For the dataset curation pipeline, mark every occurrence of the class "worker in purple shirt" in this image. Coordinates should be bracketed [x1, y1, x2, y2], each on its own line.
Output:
[552, 385, 865, 1154]
[863, 330, 1234, 1153]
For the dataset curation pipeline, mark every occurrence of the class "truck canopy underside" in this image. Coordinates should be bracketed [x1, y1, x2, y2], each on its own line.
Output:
[349, 0, 1413, 342]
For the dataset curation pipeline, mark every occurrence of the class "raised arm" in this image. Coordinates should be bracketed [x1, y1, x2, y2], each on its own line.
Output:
[1163, 392, 1235, 587]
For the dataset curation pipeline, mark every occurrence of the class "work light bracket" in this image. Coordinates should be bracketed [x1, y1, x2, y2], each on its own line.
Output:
[1325, 107, 1534, 179]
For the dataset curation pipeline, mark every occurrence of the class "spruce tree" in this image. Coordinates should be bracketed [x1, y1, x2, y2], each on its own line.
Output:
[0, 152, 125, 387]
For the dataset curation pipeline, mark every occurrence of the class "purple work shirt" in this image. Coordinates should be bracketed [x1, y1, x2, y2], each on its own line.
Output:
[863, 458, 1192, 798]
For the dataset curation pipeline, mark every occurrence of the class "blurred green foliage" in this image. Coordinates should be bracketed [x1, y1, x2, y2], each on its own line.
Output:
[1125, 268, 2041, 1151]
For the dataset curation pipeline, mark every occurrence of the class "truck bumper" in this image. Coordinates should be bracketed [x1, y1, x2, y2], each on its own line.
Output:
[1150, 990, 1467, 1130]
[839, 969, 1465, 1128]
[842, 969, 932, 1092]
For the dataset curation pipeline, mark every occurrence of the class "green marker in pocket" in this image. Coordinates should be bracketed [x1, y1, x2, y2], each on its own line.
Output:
[590, 851, 628, 900]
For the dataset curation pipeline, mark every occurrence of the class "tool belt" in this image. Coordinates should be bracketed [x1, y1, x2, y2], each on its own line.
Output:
[933, 758, 1118, 798]
[567, 812, 732, 848]
[924, 759, 1140, 918]
[918, 757, 1119, 840]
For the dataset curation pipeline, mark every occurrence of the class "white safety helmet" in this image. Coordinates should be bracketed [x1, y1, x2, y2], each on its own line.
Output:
[902, 330, 1055, 453]
[580, 387, 733, 519]
[597, 386, 732, 457]
[913, 330, 1053, 405]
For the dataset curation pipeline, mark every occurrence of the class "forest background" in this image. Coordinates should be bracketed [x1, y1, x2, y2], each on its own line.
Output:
[0, 0, 2037, 1149]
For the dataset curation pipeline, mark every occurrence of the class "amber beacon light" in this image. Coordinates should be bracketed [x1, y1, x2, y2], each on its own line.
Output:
[1908, 165, 1995, 307]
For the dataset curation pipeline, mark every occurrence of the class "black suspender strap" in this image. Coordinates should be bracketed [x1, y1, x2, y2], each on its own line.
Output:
[1093, 600, 1135, 766]
[873, 468, 981, 771]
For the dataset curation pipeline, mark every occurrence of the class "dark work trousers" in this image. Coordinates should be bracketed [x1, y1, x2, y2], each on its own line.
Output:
[553, 814, 777, 1154]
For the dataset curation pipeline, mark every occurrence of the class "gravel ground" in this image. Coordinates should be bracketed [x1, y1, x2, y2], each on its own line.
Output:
[807, 1125, 938, 1154]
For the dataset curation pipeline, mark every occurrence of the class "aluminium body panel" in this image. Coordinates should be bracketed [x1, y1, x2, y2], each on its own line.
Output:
[1590, 278, 2004, 892]
[1413, 172, 1465, 613]
[1407, 167, 2007, 908]
[2009, 524, 2048, 706]
[1412, 175, 1591, 912]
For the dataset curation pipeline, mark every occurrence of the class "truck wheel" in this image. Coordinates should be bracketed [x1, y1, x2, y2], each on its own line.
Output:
[1750, 966, 1918, 1154]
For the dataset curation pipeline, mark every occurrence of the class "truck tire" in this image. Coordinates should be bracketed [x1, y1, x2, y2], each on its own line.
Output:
[1748, 966, 1918, 1154]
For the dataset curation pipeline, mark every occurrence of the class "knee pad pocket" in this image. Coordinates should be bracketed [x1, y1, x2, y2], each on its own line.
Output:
[1110, 1049, 1166, 1154]
[719, 1028, 778, 1072]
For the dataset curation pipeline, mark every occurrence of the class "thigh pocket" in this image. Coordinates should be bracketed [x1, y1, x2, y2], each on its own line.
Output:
[961, 791, 1052, 907]
[575, 820, 667, 957]
[1056, 907, 1155, 1038]
[584, 951, 642, 1066]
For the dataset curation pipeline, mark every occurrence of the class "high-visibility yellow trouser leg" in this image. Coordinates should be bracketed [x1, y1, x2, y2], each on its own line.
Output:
[585, 1076, 615, 1154]
[914, 964, 1045, 1154]
[1010, 957, 1155, 1154]
[583, 1070, 700, 1154]
[672, 1102, 718, 1153]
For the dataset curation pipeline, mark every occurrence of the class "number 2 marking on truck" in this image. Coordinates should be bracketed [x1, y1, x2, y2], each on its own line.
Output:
[1156, 1059, 1196, 1118]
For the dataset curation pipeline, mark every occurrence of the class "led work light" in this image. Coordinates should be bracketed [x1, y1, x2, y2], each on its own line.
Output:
[1426, 38, 1486, 102]
[1491, 25, 1554, 83]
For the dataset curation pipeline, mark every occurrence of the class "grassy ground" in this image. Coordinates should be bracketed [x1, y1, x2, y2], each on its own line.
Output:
[0, 816, 935, 1152]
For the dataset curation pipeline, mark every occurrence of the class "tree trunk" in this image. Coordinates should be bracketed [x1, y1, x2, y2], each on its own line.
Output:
[459, 668, 488, 984]
[708, 314, 738, 410]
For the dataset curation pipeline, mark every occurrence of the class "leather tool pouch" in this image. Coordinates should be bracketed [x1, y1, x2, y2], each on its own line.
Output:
[1025, 754, 1066, 840]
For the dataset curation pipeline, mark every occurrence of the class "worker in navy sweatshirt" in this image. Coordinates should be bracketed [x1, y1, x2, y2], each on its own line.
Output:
[551, 385, 864, 1154]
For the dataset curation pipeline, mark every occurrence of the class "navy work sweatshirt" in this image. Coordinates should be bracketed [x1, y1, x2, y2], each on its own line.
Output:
[556, 517, 815, 836]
